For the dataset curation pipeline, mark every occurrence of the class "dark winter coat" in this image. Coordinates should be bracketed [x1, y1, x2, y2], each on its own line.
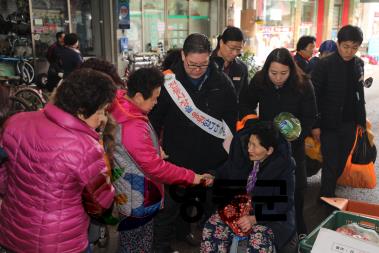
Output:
[149, 60, 238, 174]
[311, 52, 366, 129]
[239, 71, 317, 140]
[294, 53, 311, 74]
[215, 122, 296, 250]
[57, 47, 83, 78]
[211, 52, 249, 101]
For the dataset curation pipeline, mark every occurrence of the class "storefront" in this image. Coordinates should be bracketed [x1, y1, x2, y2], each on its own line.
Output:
[0, 0, 114, 74]
[250, 0, 318, 62]
[30, 0, 114, 72]
[125, 0, 223, 53]
[231, 0, 366, 62]
[114, 0, 225, 75]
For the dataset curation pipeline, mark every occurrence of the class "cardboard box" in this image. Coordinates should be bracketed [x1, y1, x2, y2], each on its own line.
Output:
[321, 197, 379, 219]
[312, 228, 379, 253]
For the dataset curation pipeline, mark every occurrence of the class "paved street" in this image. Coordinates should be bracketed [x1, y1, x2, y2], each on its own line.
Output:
[94, 64, 379, 253]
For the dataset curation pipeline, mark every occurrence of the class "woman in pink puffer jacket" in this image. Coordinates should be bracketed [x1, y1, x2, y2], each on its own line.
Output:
[0, 69, 116, 253]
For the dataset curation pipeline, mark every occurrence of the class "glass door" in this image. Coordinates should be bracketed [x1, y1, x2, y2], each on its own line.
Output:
[31, 0, 69, 58]
[128, 0, 142, 52]
[70, 0, 97, 57]
[189, 0, 211, 37]
[143, 0, 164, 52]
[167, 0, 189, 49]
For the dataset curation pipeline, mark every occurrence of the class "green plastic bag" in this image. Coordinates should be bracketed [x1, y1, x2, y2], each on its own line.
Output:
[274, 112, 302, 141]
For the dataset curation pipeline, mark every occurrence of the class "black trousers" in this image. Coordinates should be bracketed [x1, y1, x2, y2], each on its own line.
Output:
[291, 140, 307, 235]
[153, 185, 214, 250]
[320, 122, 356, 197]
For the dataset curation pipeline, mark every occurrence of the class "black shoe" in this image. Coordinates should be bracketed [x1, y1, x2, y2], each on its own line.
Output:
[185, 232, 201, 246]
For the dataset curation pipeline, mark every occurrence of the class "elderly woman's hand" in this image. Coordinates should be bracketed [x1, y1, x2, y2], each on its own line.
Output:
[237, 215, 256, 233]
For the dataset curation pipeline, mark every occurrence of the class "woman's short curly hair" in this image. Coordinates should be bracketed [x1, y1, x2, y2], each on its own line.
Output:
[54, 68, 117, 118]
[80, 58, 125, 87]
[127, 67, 164, 99]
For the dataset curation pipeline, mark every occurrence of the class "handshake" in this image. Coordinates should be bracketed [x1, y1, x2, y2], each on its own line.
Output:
[193, 173, 215, 187]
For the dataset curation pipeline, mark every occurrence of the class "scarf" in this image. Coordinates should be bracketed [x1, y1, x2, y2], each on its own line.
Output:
[246, 161, 260, 193]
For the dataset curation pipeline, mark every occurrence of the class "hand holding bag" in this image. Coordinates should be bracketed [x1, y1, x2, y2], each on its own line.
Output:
[218, 194, 253, 237]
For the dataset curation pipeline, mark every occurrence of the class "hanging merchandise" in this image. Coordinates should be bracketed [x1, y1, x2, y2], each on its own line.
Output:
[118, 0, 130, 29]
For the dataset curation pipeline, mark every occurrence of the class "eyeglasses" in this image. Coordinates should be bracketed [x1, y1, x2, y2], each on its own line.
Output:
[224, 43, 243, 54]
[185, 59, 209, 70]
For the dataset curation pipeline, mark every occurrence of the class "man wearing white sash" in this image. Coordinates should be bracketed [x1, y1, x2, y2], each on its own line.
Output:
[150, 33, 238, 253]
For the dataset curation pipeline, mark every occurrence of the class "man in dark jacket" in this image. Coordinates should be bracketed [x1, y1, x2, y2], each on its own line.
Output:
[46, 32, 65, 91]
[311, 25, 366, 197]
[57, 33, 83, 78]
[150, 33, 238, 253]
[294, 36, 316, 74]
[211, 26, 249, 106]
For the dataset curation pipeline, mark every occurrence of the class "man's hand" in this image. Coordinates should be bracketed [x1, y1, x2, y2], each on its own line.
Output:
[312, 128, 321, 142]
[236, 215, 256, 232]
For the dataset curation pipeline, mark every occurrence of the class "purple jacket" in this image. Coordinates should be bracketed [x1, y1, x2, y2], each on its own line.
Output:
[0, 104, 114, 253]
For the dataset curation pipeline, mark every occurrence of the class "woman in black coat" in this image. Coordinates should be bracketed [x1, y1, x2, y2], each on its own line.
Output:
[239, 48, 317, 235]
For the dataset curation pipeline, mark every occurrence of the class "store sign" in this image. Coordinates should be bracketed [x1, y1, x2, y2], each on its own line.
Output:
[118, 0, 130, 29]
[258, 26, 292, 33]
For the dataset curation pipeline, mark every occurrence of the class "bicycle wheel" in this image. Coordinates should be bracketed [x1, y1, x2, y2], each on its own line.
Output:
[14, 87, 46, 110]
[16, 61, 35, 84]
[9, 96, 32, 113]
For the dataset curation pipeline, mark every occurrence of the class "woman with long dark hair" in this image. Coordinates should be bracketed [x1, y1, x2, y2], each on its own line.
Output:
[239, 48, 317, 235]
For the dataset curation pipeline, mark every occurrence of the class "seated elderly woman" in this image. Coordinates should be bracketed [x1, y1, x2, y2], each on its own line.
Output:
[201, 120, 296, 253]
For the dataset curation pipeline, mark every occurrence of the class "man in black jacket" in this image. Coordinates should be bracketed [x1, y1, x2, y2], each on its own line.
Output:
[211, 26, 249, 106]
[311, 25, 366, 197]
[150, 33, 238, 253]
[46, 32, 65, 91]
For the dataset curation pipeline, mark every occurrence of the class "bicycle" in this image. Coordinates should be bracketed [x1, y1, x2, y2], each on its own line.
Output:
[0, 75, 46, 111]
[0, 82, 32, 114]
[0, 55, 34, 84]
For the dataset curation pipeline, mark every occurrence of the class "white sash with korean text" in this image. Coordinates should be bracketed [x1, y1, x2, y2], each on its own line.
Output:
[163, 70, 233, 149]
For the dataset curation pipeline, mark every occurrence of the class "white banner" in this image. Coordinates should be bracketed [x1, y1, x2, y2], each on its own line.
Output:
[163, 70, 233, 150]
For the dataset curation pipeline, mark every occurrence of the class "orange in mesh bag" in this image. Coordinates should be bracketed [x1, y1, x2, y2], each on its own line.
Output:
[337, 126, 377, 189]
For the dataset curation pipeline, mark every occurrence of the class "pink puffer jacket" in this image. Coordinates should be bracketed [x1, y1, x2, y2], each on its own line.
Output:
[110, 90, 195, 198]
[0, 104, 114, 253]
